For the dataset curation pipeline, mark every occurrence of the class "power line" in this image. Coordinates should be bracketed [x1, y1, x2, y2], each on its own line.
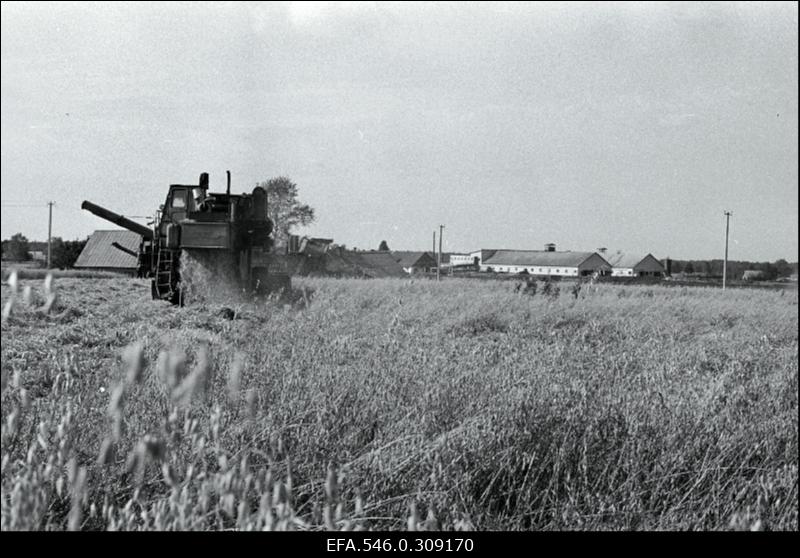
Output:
[0, 203, 50, 208]
[2, 203, 150, 218]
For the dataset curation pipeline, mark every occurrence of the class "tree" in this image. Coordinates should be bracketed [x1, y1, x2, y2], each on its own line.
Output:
[50, 237, 88, 269]
[754, 261, 778, 281]
[774, 259, 792, 278]
[378, 240, 390, 251]
[3, 233, 31, 261]
[256, 176, 315, 249]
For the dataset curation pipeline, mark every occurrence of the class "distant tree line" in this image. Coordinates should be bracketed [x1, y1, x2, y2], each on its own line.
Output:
[1, 233, 31, 261]
[670, 259, 796, 281]
[1, 233, 88, 269]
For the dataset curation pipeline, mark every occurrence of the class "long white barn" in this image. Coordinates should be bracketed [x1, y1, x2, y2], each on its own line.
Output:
[479, 249, 611, 277]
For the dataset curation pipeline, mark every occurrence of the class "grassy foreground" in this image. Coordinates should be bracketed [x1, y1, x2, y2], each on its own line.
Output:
[1, 275, 797, 530]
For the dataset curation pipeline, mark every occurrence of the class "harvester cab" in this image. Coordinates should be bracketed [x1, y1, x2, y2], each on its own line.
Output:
[82, 171, 289, 305]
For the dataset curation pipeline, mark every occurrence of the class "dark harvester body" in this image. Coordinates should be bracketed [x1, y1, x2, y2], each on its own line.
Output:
[82, 171, 290, 304]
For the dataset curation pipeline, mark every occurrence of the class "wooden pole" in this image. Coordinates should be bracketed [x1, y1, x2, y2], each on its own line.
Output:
[723, 210, 732, 290]
[47, 201, 54, 268]
[437, 224, 444, 281]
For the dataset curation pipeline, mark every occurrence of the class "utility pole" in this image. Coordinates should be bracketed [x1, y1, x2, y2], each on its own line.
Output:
[47, 201, 54, 269]
[723, 210, 732, 290]
[432, 231, 436, 263]
[437, 224, 444, 281]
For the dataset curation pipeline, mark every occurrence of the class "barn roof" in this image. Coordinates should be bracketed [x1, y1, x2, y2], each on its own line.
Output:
[323, 250, 406, 278]
[391, 251, 436, 268]
[605, 252, 664, 270]
[352, 251, 407, 277]
[74, 230, 139, 269]
[482, 250, 601, 267]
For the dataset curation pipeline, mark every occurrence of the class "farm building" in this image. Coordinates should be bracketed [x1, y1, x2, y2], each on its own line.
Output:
[437, 253, 470, 270]
[605, 252, 666, 278]
[352, 251, 408, 277]
[73, 230, 140, 274]
[322, 249, 406, 278]
[458, 249, 497, 268]
[447, 253, 476, 268]
[391, 251, 437, 274]
[480, 248, 612, 277]
[742, 269, 768, 281]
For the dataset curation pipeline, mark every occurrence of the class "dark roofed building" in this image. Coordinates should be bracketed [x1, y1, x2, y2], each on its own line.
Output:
[322, 249, 407, 278]
[390, 251, 437, 273]
[73, 230, 140, 273]
[605, 252, 665, 278]
[350, 251, 407, 278]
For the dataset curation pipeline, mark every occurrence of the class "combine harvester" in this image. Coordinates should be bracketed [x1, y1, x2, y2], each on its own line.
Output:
[82, 171, 290, 304]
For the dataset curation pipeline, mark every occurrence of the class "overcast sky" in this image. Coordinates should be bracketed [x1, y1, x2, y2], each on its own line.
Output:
[1, 1, 797, 261]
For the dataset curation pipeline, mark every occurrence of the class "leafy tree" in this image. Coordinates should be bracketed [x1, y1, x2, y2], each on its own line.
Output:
[695, 261, 710, 276]
[3, 233, 31, 261]
[50, 237, 88, 269]
[378, 240, 390, 251]
[754, 261, 778, 281]
[774, 259, 792, 278]
[255, 176, 315, 248]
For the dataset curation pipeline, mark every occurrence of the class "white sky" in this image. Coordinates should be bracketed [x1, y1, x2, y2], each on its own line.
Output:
[1, 1, 797, 261]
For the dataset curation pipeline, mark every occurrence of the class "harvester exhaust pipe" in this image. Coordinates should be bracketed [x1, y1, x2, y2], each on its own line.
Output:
[81, 200, 154, 239]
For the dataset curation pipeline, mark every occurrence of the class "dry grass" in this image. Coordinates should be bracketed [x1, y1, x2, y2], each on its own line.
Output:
[1, 273, 797, 530]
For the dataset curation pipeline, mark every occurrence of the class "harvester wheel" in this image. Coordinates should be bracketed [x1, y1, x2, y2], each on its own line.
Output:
[171, 288, 183, 306]
[151, 279, 182, 305]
